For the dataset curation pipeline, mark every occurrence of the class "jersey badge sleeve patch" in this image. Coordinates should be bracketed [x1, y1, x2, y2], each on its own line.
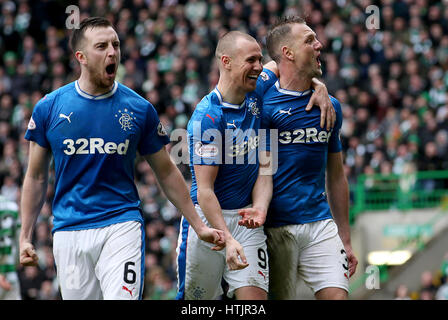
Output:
[27, 117, 36, 130]
[259, 71, 270, 81]
[157, 122, 167, 136]
[194, 141, 219, 158]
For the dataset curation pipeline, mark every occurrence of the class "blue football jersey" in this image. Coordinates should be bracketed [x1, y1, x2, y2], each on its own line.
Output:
[188, 69, 277, 210]
[261, 81, 343, 227]
[25, 81, 170, 232]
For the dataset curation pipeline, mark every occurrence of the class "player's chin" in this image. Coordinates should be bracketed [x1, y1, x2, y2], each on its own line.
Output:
[245, 79, 258, 91]
[102, 72, 116, 85]
[312, 68, 323, 79]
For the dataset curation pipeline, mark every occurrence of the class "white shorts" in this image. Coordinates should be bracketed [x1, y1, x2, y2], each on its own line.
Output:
[176, 205, 269, 299]
[53, 220, 144, 300]
[266, 219, 349, 299]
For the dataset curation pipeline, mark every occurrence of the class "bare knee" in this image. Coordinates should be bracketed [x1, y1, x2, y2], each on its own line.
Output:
[315, 287, 347, 300]
[234, 286, 267, 300]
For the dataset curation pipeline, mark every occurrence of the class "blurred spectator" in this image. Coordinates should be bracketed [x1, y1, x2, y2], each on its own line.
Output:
[435, 277, 448, 300]
[18, 266, 46, 300]
[394, 284, 411, 300]
[419, 288, 435, 300]
[419, 270, 438, 299]
[441, 252, 448, 280]
[38, 280, 60, 300]
[143, 265, 177, 300]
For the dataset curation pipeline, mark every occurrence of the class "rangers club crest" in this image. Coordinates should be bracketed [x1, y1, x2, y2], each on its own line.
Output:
[115, 108, 136, 131]
[247, 98, 260, 117]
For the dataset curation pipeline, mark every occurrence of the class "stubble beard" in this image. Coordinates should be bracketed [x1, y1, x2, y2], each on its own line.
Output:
[89, 65, 115, 90]
[310, 64, 323, 79]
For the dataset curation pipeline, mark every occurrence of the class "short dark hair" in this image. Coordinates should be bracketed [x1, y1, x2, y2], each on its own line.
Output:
[266, 16, 306, 63]
[69, 17, 113, 52]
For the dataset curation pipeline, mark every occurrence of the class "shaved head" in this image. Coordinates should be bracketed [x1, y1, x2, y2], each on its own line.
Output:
[215, 31, 258, 60]
[213, 30, 263, 99]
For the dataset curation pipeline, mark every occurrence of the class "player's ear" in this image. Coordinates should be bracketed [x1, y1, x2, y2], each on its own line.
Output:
[221, 55, 231, 70]
[281, 46, 293, 61]
[75, 50, 87, 65]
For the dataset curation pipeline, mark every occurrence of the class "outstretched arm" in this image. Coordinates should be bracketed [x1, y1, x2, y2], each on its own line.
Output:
[144, 147, 225, 250]
[194, 164, 249, 270]
[238, 151, 273, 228]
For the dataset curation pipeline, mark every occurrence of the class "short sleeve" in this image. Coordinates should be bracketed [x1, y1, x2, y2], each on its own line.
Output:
[138, 102, 170, 155]
[255, 68, 278, 97]
[24, 95, 51, 149]
[188, 108, 224, 166]
[328, 98, 343, 153]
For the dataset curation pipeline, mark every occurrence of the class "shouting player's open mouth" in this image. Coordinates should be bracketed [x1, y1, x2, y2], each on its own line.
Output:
[105, 62, 116, 78]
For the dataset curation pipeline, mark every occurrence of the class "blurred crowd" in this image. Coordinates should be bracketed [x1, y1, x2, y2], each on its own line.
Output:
[394, 251, 448, 300]
[1, 0, 448, 299]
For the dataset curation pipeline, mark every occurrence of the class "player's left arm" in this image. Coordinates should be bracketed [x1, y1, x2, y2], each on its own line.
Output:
[264, 59, 334, 130]
[144, 147, 225, 250]
[263, 60, 279, 77]
[326, 152, 358, 277]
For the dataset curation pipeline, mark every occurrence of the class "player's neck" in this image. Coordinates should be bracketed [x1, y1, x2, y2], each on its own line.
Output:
[279, 75, 312, 93]
[77, 73, 115, 96]
[278, 64, 312, 92]
[216, 80, 245, 105]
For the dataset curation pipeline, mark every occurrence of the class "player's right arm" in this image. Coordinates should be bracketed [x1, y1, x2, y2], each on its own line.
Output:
[19, 141, 51, 266]
[238, 151, 273, 228]
[195, 164, 249, 270]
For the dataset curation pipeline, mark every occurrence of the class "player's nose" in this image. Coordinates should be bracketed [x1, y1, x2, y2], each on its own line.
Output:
[254, 60, 263, 72]
[106, 43, 117, 57]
